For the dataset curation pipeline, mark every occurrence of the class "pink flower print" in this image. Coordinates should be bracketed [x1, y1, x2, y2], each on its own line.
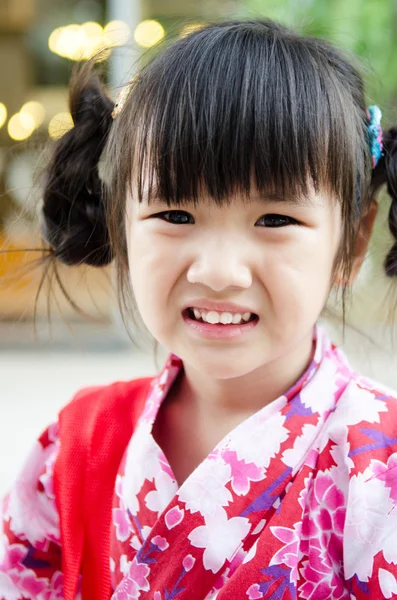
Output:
[39, 442, 58, 501]
[165, 505, 184, 530]
[145, 471, 177, 515]
[6, 442, 60, 548]
[379, 568, 397, 599]
[120, 555, 131, 576]
[115, 474, 124, 499]
[152, 535, 169, 551]
[113, 507, 131, 542]
[370, 453, 397, 504]
[40, 572, 64, 600]
[0, 538, 27, 570]
[178, 459, 232, 517]
[114, 560, 150, 600]
[247, 583, 263, 599]
[243, 539, 259, 565]
[231, 410, 288, 467]
[270, 523, 301, 584]
[227, 547, 247, 577]
[47, 421, 59, 443]
[333, 384, 387, 429]
[142, 395, 162, 423]
[188, 507, 251, 573]
[130, 535, 141, 550]
[221, 450, 264, 496]
[113, 577, 141, 600]
[281, 424, 318, 472]
[141, 526, 152, 541]
[344, 472, 397, 582]
[0, 572, 21, 600]
[154, 593, 162, 600]
[299, 471, 347, 599]
[18, 570, 48, 597]
[252, 519, 266, 535]
[183, 554, 195, 572]
[110, 557, 116, 573]
[129, 559, 150, 590]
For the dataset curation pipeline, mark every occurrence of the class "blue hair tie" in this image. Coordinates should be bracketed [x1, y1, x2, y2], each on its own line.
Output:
[367, 105, 383, 168]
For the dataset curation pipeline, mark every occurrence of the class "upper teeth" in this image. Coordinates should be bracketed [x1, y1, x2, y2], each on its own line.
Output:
[191, 308, 252, 324]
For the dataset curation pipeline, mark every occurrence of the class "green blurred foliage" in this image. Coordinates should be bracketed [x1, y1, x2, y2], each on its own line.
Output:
[236, 0, 397, 124]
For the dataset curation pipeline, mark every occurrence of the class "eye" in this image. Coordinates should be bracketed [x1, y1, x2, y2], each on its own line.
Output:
[255, 214, 300, 227]
[153, 210, 195, 225]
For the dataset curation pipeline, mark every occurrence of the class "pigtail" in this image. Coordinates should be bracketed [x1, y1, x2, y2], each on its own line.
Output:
[42, 59, 114, 267]
[371, 126, 397, 277]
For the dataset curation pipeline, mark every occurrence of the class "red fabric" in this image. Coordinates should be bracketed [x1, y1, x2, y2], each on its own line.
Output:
[53, 377, 153, 600]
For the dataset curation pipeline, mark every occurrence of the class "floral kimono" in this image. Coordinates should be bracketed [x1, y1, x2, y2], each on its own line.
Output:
[2, 324, 397, 599]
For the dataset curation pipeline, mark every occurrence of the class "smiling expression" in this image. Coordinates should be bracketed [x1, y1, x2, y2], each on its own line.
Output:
[125, 184, 342, 379]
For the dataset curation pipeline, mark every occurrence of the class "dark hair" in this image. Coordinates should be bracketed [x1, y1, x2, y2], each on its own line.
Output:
[42, 64, 114, 267]
[41, 18, 397, 323]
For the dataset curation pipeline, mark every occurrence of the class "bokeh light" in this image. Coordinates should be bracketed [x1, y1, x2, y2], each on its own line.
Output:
[80, 21, 105, 58]
[50, 25, 83, 60]
[134, 20, 165, 48]
[20, 101, 46, 128]
[48, 20, 131, 61]
[103, 20, 130, 47]
[8, 113, 36, 141]
[48, 28, 62, 54]
[48, 112, 74, 140]
[0, 103, 7, 129]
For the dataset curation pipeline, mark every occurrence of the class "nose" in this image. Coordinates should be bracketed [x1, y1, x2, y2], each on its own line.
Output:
[186, 238, 252, 291]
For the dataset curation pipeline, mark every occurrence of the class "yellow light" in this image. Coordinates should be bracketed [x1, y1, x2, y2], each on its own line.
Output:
[19, 113, 35, 129]
[62, 25, 88, 60]
[134, 20, 164, 48]
[8, 113, 35, 141]
[48, 112, 74, 140]
[48, 28, 62, 54]
[0, 103, 7, 129]
[103, 20, 131, 47]
[180, 23, 205, 38]
[49, 23, 110, 61]
[81, 21, 103, 38]
[81, 21, 105, 59]
[49, 24, 88, 61]
[20, 101, 46, 128]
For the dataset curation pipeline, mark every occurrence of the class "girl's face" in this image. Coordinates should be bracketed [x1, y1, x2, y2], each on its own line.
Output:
[126, 183, 342, 379]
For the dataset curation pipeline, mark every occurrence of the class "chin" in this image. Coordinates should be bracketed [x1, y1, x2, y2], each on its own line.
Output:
[185, 349, 262, 380]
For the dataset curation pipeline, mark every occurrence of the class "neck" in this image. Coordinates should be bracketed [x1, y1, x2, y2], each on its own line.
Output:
[175, 331, 315, 422]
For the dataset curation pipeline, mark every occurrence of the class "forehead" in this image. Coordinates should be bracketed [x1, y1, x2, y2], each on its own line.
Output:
[132, 169, 333, 210]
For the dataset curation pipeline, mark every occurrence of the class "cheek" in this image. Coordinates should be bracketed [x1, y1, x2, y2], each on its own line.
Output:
[263, 231, 339, 318]
[127, 229, 184, 325]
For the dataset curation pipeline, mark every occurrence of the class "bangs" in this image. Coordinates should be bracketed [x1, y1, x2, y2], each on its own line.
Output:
[108, 20, 370, 210]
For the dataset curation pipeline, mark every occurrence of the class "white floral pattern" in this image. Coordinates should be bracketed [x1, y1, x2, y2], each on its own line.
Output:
[2, 324, 397, 599]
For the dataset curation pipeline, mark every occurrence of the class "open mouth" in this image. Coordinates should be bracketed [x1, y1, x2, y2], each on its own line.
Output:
[183, 307, 259, 326]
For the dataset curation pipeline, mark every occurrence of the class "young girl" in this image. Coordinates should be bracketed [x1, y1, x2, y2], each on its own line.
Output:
[2, 17, 397, 600]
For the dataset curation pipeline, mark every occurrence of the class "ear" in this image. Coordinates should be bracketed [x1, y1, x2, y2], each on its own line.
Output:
[334, 199, 378, 286]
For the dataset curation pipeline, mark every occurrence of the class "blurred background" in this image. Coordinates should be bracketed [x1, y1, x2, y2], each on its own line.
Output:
[1, 0, 397, 495]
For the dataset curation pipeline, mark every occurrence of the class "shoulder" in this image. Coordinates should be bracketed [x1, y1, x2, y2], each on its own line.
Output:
[333, 375, 397, 587]
[313, 369, 397, 487]
[339, 366, 397, 436]
[322, 371, 397, 467]
[58, 376, 154, 426]
[343, 372, 397, 472]
[55, 375, 155, 455]
[2, 420, 62, 548]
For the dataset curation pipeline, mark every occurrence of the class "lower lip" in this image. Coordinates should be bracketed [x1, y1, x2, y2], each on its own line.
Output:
[182, 312, 259, 340]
